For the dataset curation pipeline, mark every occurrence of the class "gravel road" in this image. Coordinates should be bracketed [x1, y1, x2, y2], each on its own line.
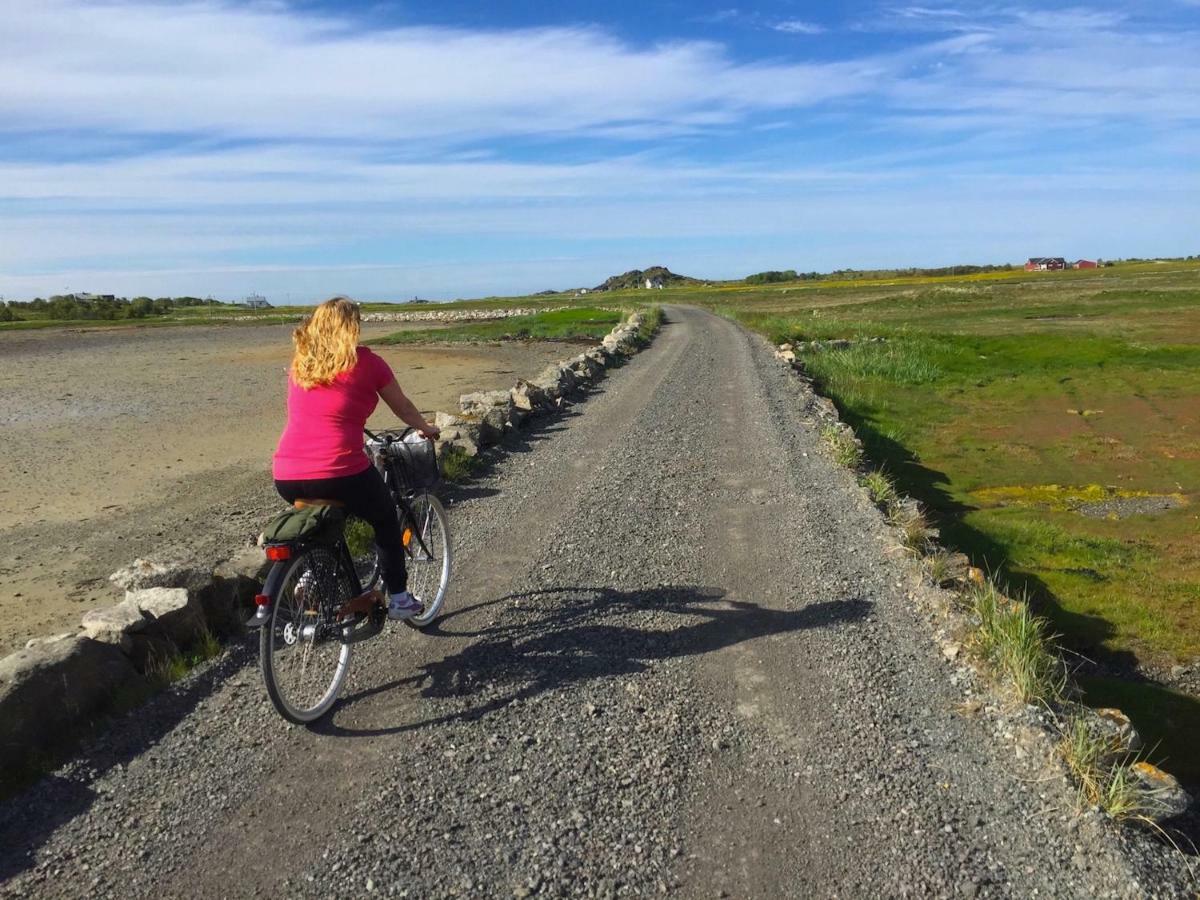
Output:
[0, 307, 1191, 897]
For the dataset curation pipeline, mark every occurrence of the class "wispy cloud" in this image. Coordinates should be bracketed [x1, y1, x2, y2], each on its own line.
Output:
[772, 19, 826, 35]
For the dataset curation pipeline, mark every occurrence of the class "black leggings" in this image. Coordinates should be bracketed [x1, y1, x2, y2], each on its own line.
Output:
[275, 465, 406, 594]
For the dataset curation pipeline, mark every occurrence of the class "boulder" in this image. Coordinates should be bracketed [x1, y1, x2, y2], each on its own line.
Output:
[775, 349, 797, 364]
[24, 633, 74, 650]
[0, 637, 138, 773]
[126, 586, 206, 648]
[584, 347, 608, 369]
[434, 411, 468, 431]
[459, 391, 512, 444]
[531, 371, 563, 402]
[510, 379, 548, 413]
[459, 389, 512, 419]
[1130, 762, 1191, 822]
[80, 598, 147, 653]
[1092, 708, 1142, 756]
[437, 431, 480, 458]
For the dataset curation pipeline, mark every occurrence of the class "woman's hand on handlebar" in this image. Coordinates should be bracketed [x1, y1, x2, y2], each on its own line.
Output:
[418, 425, 441, 441]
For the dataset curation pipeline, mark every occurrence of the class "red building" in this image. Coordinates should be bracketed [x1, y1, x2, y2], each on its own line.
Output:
[1025, 257, 1067, 271]
[1073, 259, 1098, 269]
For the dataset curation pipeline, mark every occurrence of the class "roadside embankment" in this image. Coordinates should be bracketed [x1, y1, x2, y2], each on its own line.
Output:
[769, 339, 1195, 837]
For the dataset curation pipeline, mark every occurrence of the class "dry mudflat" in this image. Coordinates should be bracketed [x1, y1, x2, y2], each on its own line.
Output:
[0, 322, 575, 655]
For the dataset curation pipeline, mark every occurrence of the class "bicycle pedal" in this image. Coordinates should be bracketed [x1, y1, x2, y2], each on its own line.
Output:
[337, 589, 386, 621]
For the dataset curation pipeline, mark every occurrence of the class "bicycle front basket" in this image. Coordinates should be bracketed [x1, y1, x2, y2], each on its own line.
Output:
[388, 435, 440, 491]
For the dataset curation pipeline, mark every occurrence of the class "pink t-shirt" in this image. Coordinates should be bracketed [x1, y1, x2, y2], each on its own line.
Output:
[272, 346, 394, 481]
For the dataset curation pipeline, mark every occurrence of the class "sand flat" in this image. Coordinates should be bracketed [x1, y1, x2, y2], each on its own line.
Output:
[0, 322, 577, 654]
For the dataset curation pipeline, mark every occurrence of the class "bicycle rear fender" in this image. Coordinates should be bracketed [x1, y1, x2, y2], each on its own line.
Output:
[245, 558, 290, 629]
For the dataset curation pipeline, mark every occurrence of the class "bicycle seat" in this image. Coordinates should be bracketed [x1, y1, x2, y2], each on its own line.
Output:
[291, 498, 346, 510]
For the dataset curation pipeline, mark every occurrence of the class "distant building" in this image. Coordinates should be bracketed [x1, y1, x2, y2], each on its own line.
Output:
[242, 293, 273, 309]
[1073, 259, 1098, 269]
[1024, 257, 1067, 271]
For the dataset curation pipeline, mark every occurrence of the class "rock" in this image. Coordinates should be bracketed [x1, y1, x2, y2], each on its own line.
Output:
[0, 637, 139, 773]
[126, 587, 206, 648]
[584, 347, 608, 370]
[437, 431, 480, 458]
[775, 350, 797, 363]
[24, 633, 74, 650]
[434, 411, 469, 430]
[1092, 708, 1142, 755]
[459, 390, 512, 419]
[510, 379, 547, 413]
[460, 391, 512, 443]
[1130, 762, 1191, 822]
[967, 567, 986, 586]
[214, 546, 269, 582]
[531, 371, 563, 402]
[80, 599, 147, 653]
[778, 342, 794, 352]
[942, 552, 971, 584]
[109, 558, 171, 591]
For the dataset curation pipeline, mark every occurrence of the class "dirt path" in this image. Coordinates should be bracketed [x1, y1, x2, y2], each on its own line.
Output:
[0, 308, 1189, 897]
[0, 323, 578, 655]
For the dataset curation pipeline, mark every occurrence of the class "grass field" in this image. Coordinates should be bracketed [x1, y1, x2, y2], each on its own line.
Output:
[628, 260, 1200, 783]
[371, 306, 623, 345]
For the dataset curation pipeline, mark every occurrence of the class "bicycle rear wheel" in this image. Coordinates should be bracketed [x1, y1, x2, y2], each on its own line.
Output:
[403, 492, 451, 629]
[260, 546, 354, 723]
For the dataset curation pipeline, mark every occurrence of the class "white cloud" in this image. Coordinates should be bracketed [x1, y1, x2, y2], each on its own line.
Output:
[0, 1, 866, 143]
[772, 19, 826, 35]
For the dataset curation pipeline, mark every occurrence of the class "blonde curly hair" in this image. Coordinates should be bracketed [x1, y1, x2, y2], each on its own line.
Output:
[290, 296, 361, 389]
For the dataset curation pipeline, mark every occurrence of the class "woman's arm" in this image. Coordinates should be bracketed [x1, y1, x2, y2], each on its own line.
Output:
[378, 379, 440, 439]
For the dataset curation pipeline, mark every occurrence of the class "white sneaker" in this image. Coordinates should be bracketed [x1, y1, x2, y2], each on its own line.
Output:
[387, 591, 424, 620]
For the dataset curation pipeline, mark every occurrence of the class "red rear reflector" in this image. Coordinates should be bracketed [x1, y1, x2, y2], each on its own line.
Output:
[254, 593, 271, 607]
[265, 546, 292, 561]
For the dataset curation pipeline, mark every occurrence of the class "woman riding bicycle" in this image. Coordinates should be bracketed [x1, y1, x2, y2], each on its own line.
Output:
[273, 296, 439, 620]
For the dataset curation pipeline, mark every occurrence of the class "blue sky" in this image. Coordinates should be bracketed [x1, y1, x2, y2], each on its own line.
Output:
[1, 1, 1199, 302]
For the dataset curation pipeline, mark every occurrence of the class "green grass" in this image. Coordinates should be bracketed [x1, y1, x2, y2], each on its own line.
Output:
[439, 445, 478, 483]
[969, 580, 1066, 704]
[371, 306, 623, 345]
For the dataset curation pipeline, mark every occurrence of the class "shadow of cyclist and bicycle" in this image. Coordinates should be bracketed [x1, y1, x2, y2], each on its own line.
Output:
[312, 585, 872, 738]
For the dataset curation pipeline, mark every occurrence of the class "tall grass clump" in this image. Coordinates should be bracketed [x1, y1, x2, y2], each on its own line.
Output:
[820, 424, 863, 469]
[1058, 715, 1160, 822]
[635, 305, 663, 343]
[807, 339, 943, 388]
[439, 445, 477, 483]
[860, 469, 898, 507]
[886, 498, 936, 554]
[970, 580, 1066, 704]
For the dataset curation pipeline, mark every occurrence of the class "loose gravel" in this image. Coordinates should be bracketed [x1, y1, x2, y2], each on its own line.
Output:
[0, 307, 1193, 898]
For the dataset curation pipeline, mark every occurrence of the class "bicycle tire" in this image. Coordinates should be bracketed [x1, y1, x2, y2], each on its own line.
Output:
[260, 546, 354, 724]
[403, 492, 452, 629]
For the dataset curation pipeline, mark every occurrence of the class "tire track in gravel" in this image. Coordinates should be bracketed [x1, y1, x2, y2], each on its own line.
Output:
[0, 307, 1188, 898]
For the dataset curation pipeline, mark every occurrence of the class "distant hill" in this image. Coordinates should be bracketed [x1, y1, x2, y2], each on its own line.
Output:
[592, 266, 698, 292]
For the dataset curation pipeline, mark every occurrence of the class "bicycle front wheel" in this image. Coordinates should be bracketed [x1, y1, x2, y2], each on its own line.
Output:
[260, 546, 354, 723]
[403, 492, 451, 629]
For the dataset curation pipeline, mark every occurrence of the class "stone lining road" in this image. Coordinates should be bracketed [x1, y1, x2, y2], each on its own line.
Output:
[0, 307, 1190, 897]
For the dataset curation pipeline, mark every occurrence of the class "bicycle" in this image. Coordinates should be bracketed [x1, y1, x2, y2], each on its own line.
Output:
[249, 427, 452, 724]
